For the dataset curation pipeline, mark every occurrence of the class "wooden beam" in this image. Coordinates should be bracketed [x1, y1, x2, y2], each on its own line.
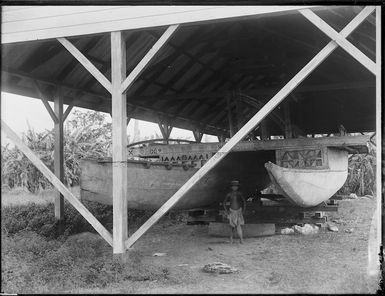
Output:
[57, 37, 112, 93]
[300, 8, 376, 75]
[111, 31, 128, 254]
[54, 89, 64, 221]
[120, 25, 179, 94]
[1, 120, 113, 246]
[33, 80, 59, 124]
[63, 105, 73, 122]
[193, 129, 203, 143]
[375, 6, 381, 261]
[123, 7, 372, 249]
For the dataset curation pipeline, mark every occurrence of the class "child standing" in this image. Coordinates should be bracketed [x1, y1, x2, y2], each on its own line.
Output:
[223, 180, 246, 244]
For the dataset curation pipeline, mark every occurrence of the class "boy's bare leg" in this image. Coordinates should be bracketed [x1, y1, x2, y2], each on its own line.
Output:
[237, 225, 244, 244]
[230, 227, 234, 244]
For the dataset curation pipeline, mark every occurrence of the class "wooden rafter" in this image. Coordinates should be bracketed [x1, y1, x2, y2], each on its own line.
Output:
[111, 30, 128, 254]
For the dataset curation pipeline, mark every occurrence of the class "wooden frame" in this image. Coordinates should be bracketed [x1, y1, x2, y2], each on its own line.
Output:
[123, 6, 376, 250]
[111, 31, 128, 254]
[54, 88, 64, 220]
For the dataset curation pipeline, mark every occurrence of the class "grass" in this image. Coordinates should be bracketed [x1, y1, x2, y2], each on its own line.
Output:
[1, 189, 381, 294]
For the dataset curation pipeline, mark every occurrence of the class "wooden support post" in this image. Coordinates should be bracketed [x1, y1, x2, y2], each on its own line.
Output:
[283, 101, 292, 139]
[375, 6, 382, 269]
[260, 120, 269, 140]
[111, 31, 128, 254]
[123, 7, 373, 249]
[217, 134, 225, 143]
[54, 88, 64, 221]
[1, 120, 113, 246]
[226, 94, 235, 137]
[193, 129, 203, 143]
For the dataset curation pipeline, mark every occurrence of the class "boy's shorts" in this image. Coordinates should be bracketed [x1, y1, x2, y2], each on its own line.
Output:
[228, 208, 244, 227]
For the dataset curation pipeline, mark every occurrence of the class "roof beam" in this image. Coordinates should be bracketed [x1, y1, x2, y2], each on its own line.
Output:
[57, 37, 112, 93]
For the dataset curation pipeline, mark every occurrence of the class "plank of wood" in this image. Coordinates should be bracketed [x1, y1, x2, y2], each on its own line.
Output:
[63, 105, 73, 122]
[300, 8, 376, 75]
[111, 31, 128, 254]
[375, 6, 382, 249]
[54, 90, 64, 220]
[1, 119, 113, 246]
[120, 25, 179, 94]
[57, 37, 112, 93]
[2, 6, 316, 44]
[208, 222, 275, 238]
[123, 7, 371, 250]
[33, 80, 58, 124]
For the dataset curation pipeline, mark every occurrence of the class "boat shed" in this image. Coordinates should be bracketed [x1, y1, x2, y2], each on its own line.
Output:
[1, 5, 381, 255]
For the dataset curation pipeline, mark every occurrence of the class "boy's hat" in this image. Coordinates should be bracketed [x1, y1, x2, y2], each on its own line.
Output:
[231, 180, 240, 186]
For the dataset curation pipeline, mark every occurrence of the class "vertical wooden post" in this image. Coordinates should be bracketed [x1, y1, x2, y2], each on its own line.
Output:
[217, 134, 225, 143]
[226, 94, 235, 137]
[111, 31, 128, 255]
[283, 101, 292, 139]
[260, 120, 269, 140]
[54, 88, 64, 221]
[374, 5, 382, 274]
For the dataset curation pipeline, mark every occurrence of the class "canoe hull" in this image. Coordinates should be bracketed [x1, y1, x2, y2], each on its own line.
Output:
[265, 148, 348, 207]
[80, 151, 273, 210]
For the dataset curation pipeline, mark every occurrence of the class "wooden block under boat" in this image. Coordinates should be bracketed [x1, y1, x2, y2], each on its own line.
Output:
[208, 222, 276, 238]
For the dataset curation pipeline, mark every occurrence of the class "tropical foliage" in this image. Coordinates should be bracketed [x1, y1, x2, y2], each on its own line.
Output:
[2, 110, 112, 192]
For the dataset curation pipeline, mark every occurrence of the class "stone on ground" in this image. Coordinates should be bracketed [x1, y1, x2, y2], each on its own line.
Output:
[202, 262, 239, 274]
[327, 224, 339, 232]
[281, 227, 295, 235]
[293, 224, 319, 235]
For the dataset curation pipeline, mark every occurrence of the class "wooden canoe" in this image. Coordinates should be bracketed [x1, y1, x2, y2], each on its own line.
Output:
[265, 148, 348, 207]
[80, 151, 273, 210]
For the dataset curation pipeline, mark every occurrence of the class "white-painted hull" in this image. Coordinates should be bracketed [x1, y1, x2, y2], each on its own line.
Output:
[265, 148, 348, 207]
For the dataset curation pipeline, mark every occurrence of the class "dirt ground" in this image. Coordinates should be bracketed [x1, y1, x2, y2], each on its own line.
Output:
[82, 198, 380, 294]
[2, 190, 381, 294]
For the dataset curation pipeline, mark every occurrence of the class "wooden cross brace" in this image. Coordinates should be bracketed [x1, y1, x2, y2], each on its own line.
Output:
[300, 8, 376, 75]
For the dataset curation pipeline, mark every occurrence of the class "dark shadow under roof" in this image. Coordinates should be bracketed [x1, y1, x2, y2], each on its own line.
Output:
[1, 6, 376, 137]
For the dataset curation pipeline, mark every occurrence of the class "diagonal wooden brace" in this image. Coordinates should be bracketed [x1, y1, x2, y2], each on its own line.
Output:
[300, 8, 376, 75]
[57, 37, 112, 93]
[33, 80, 59, 124]
[123, 6, 375, 250]
[1, 120, 113, 247]
[120, 25, 179, 94]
